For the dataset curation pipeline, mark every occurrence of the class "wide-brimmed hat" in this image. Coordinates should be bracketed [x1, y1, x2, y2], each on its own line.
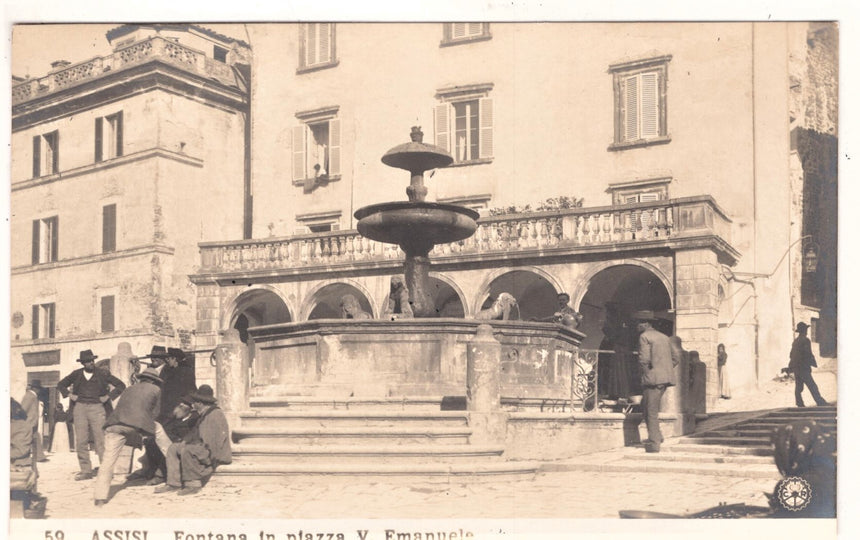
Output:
[178, 394, 194, 406]
[632, 310, 657, 322]
[149, 345, 168, 358]
[189, 384, 217, 404]
[77, 349, 99, 363]
[137, 368, 163, 385]
[167, 347, 186, 361]
[795, 322, 810, 332]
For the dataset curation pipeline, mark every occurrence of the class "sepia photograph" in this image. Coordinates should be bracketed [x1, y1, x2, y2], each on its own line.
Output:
[4, 2, 851, 538]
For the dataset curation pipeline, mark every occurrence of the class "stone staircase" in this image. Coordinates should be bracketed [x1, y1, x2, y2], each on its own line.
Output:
[216, 396, 539, 481]
[549, 405, 836, 479]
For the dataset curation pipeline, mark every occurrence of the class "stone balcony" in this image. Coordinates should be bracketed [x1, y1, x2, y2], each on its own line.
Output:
[194, 196, 739, 281]
[12, 36, 238, 106]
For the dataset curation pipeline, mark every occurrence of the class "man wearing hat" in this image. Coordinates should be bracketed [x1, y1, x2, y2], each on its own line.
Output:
[57, 350, 126, 480]
[128, 393, 200, 484]
[94, 368, 164, 506]
[787, 322, 828, 407]
[155, 385, 231, 496]
[20, 380, 48, 462]
[633, 311, 680, 453]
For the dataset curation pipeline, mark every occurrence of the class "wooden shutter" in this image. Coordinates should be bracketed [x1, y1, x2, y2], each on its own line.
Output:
[32, 135, 41, 177]
[318, 24, 331, 63]
[479, 98, 493, 159]
[298, 24, 307, 68]
[639, 192, 659, 202]
[624, 195, 639, 204]
[468, 23, 483, 36]
[115, 111, 124, 157]
[434, 104, 450, 151]
[292, 125, 307, 181]
[47, 304, 55, 338]
[623, 75, 639, 141]
[51, 131, 59, 173]
[452, 23, 467, 39]
[640, 72, 659, 138]
[32, 305, 39, 339]
[101, 296, 115, 333]
[328, 118, 341, 176]
[95, 117, 103, 162]
[49, 216, 58, 262]
[102, 204, 117, 252]
[32, 220, 40, 265]
[307, 24, 318, 65]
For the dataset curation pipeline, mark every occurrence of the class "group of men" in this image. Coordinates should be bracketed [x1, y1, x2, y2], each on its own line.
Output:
[55, 346, 232, 507]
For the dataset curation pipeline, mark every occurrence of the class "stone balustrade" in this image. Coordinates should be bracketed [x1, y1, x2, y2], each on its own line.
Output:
[13, 37, 236, 105]
[197, 196, 733, 275]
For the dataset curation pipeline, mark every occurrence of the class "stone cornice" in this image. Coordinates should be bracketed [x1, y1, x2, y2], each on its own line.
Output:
[12, 244, 175, 276]
[11, 147, 203, 192]
[13, 59, 247, 130]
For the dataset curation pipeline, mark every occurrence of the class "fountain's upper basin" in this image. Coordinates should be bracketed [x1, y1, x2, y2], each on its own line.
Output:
[355, 202, 479, 248]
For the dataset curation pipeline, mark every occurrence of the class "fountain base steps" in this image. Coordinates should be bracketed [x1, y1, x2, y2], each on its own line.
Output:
[540, 404, 835, 480]
[223, 397, 538, 480]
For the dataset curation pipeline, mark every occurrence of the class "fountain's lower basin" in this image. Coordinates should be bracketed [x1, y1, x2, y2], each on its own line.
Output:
[355, 202, 479, 249]
[247, 319, 584, 398]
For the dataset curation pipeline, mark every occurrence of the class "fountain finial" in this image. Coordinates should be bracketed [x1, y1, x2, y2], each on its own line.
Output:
[410, 126, 424, 143]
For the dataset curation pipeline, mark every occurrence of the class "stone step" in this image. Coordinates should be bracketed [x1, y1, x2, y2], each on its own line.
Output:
[249, 395, 446, 412]
[545, 457, 780, 479]
[240, 409, 469, 429]
[216, 460, 539, 482]
[668, 443, 773, 456]
[624, 452, 774, 466]
[232, 443, 504, 463]
[692, 429, 778, 438]
[678, 436, 772, 446]
[232, 426, 472, 446]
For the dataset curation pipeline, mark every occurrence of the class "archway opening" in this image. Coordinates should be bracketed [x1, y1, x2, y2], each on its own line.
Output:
[308, 283, 373, 320]
[429, 277, 465, 317]
[230, 288, 292, 344]
[480, 270, 558, 321]
[579, 264, 672, 400]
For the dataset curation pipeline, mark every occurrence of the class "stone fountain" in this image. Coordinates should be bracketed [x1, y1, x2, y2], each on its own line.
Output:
[354, 127, 479, 317]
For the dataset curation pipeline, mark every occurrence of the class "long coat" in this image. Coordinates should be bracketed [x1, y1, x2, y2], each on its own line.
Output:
[788, 335, 817, 373]
[184, 406, 232, 466]
[104, 380, 161, 436]
[638, 327, 680, 387]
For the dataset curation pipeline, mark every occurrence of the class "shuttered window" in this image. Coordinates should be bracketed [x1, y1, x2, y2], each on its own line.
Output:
[434, 97, 494, 163]
[611, 56, 670, 148]
[32, 216, 59, 264]
[442, 23, 490, 45]
[32, 303, 56, 340]
[299, 23, 336, 69]
[291, 117, 341, 182]
[102, 204, 117, 253]
[33, 130, 59, 176]
[101, 295, 115, 333]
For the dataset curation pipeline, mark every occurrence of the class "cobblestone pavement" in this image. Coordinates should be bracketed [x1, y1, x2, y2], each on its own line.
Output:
[29, 450, 775, 519]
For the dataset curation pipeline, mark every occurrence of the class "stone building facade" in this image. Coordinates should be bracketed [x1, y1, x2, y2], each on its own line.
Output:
[10, 25, 251, 388]
[11, 22, 837, 408]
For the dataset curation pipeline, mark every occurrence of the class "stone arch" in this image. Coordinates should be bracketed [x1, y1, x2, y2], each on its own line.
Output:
[222, 285, 294, 344]
[475, 267, 564, 321]
[303, 280, 376, 320]
[427, 272, 468, 317]
[575, 261, 674, 350]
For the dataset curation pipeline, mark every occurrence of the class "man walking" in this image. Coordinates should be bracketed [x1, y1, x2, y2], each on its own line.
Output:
[634, 311, 680, 453]
[787, 322, 828, 407]
[94, 368, 163, 506]
[155, 385, 231, 496]
[57, 350, 126, 480]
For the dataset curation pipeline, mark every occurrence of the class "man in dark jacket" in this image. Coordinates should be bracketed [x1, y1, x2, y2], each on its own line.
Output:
[787, 322, 827, 407]
[155, 385, 231, 496]
[130, 396, 199, 485]
[57, 350, 126, 480]
[634, 311, 680, 453]
[93, 368, 163, 506]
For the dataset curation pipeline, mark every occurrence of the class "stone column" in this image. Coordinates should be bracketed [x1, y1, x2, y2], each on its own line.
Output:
[674, 248, 721, 410]
[466, 324, 506, 444]
[109, 342, 136, 386]
[214, 329, 250, 428]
